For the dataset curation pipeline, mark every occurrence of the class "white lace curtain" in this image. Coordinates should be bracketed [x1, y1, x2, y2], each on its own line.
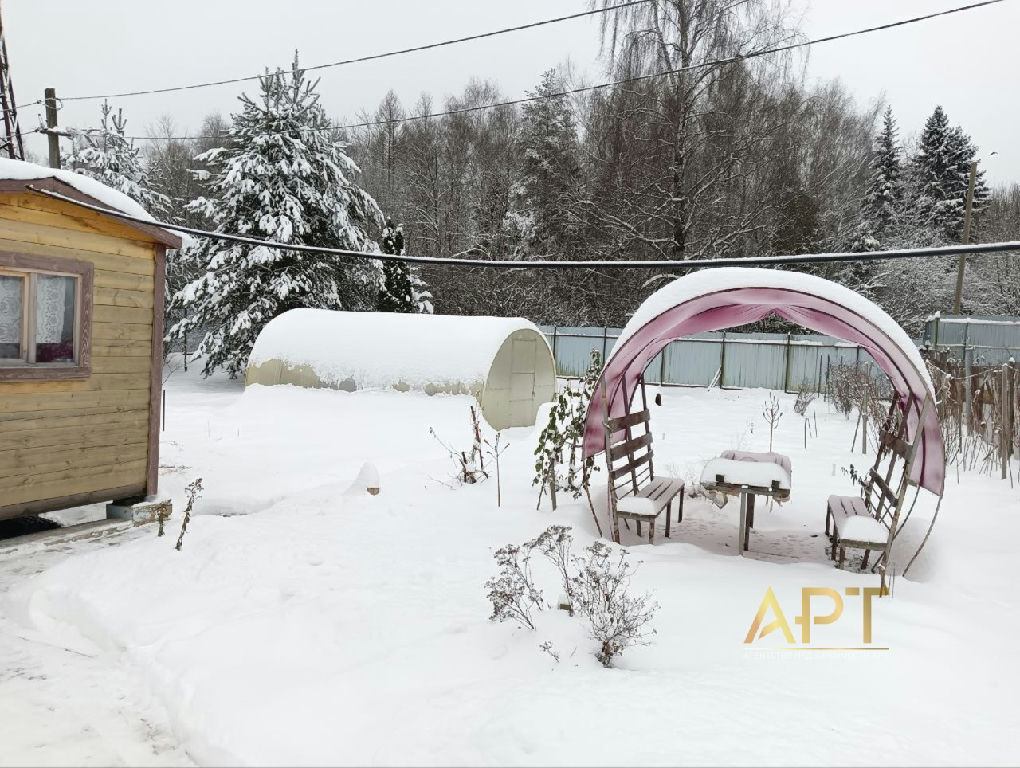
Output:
[0, 275, 22, 345]
[36, 275, 69, 344]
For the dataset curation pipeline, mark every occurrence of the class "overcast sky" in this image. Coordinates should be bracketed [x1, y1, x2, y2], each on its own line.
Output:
[6, 0, 1018, 185]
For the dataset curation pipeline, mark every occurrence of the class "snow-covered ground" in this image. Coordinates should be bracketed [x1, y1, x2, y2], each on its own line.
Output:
[2, 360, 1018, 766]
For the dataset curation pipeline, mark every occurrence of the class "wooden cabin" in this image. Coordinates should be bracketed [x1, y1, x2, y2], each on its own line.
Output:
[0, 161, 181, 521]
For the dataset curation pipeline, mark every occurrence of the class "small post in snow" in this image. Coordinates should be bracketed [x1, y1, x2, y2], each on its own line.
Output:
[861, 386, 869, 455]
[784, 332, 792, 393]
[1003, 363, 1010, 480]
[352, 462, 380, 496]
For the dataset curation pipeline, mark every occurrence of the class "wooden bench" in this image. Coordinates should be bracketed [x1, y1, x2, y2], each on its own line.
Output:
[826, 492, 890, 570]
[603, 377, 685, 544]
[826, 396, 931, 570]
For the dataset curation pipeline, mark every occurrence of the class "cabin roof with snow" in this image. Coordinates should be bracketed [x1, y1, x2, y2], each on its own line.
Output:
[0, 159, 181, 248]
[0, 159, 180, 521]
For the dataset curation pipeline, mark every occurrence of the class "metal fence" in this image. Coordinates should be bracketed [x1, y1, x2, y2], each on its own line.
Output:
[539, 326, 890, 392]
[922, 314, 1020, 367]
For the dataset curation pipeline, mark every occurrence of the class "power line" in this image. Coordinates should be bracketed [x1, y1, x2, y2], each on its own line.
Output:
[98, 0, 1007, 142]
[29, 185, 1020, 271]
[16, 1, 651, 110]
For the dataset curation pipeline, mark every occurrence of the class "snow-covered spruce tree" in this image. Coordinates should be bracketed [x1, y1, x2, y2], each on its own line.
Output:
[863, 107, 904, 240]
[910, 105, 988, 242]
[65, 100, 169, 216]
[411, 271, 434, 314]
[377, 220, 433, 313]
[844, 107, 905, 297]
[169, 55, 384, 377]
[377, 221, 413, 313]
[513, 69, 582, 258]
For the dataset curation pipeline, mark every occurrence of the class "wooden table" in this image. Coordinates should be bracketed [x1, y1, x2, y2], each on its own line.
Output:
[701, 455, 792, 554]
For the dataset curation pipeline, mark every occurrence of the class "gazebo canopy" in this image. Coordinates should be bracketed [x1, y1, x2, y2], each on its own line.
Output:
[582, 268, 945, 495]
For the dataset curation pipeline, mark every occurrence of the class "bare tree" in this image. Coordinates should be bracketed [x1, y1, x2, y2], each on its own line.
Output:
[586, 0, 801, 260]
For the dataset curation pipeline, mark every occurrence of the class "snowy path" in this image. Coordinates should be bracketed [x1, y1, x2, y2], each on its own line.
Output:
[1, 366, 1018, 765]
[0, 522, 192, 766]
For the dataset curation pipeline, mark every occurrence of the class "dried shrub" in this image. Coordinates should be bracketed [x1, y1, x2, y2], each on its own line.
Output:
[567, 540, 658, 667]
[174, 478, 203, 552]
[793, 386, 816, 417]
[484, 541, 544, 630]
[430, 406, 488, 485]
[829, 362, 872, 418]
[485, 525, 658, 667]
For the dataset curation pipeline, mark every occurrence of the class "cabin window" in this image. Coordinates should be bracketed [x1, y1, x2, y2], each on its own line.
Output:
[35, 275, 77, 363]
[0, 273, 24, 360]
[0, 269, 80, 366]
[0, 253, 92, 380]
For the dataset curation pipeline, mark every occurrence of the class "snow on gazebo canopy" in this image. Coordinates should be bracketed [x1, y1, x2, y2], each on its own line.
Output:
[247, 309, 556, 430]
[582, 268, 946, 495]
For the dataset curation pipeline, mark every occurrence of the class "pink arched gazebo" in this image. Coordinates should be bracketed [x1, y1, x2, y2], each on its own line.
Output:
[582, 268, 945, 495]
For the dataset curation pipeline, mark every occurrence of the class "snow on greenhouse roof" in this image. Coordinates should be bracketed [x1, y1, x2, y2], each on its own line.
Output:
[583, 267, 945, 495]
[249, 309, 547, 393]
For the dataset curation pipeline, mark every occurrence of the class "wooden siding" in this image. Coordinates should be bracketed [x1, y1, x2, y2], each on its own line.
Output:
[0, 192, 159, 519]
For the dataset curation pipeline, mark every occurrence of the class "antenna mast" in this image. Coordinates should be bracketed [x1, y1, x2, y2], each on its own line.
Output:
[0, 1, 25, 160]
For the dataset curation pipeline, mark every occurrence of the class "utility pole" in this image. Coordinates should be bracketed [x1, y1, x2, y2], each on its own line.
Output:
[44, 87, 60, 169]
[952, 160, 979, 314]
[0, 1, 24, 160]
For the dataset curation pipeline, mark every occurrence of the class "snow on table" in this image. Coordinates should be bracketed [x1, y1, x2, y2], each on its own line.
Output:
[719, 449, 792, 477]
[701, 457, 791, 491]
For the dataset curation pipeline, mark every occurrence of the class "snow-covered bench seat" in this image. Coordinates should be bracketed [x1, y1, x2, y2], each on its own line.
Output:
[603, 387, 684, 545]
[824, 396, 934, 573]
[826, 493, 891, 570]
[617, 476, 687, 518]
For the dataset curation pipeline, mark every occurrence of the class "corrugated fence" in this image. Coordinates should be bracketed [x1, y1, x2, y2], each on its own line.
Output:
[921, 315, 1020, 367]
[543, 315, 1020, 392]
[542, 324, 909, 391]
[539, 326, 890, 392]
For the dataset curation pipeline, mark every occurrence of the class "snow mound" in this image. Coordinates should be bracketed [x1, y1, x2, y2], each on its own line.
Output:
[0, 157, 156, 222]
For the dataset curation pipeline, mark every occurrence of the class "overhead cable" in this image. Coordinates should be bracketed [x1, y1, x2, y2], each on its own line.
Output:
[18, 1, 652, 108]
[29, 185, 1020, 272]
[100, 0, 1008, 142]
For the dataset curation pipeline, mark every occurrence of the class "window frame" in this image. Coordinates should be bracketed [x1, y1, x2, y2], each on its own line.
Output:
[0, 251, 92, 381]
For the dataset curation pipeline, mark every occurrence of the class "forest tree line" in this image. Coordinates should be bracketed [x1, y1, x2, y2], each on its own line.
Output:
[52, 0, 1020, 374]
